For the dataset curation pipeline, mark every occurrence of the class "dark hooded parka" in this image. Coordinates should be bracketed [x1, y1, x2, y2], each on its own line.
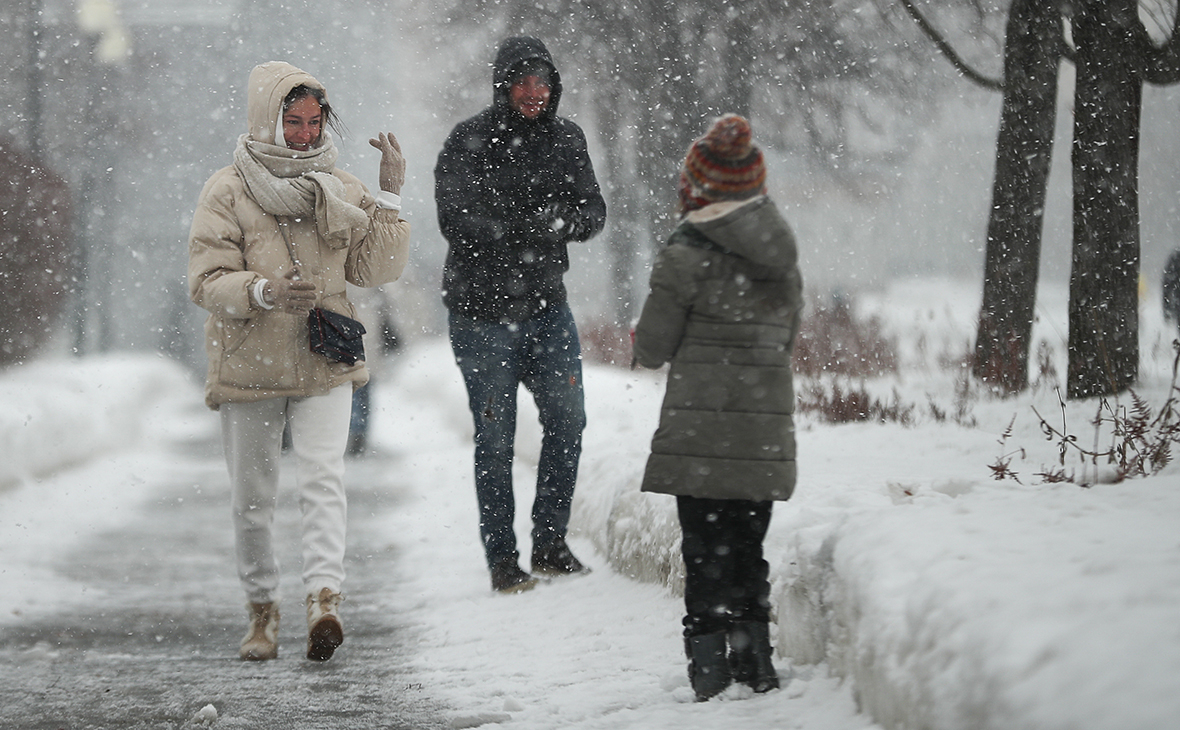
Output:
[434, 36, 606, 323]
[634, 196, 803, 502]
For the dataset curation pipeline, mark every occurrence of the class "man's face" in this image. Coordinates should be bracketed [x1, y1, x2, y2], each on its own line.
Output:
[509, 75, 551, 119]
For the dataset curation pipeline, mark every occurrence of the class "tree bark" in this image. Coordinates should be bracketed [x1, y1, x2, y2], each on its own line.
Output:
[596, 90, 642, 326]
[721, 15, 754, 120]
[973, 0, 1063, 394]
[1067, 0, 1146, 398]
[634, 0, 705, 243]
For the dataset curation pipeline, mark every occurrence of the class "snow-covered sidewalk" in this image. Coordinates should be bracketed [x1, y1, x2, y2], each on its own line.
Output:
[3, 277, 1179, 729]
[370, 340, 877, 730]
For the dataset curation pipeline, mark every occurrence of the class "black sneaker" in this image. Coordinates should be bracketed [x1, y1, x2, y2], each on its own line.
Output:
[531, 538, 590, 576]
[490, 558, 539, 594]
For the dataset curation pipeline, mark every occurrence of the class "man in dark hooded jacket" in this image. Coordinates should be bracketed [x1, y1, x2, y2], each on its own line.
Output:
[435, 36, 606, 593]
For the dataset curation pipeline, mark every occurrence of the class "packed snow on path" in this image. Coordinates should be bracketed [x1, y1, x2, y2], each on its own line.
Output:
[3, 276, 1179, 730]
[0, 353, 216, 617]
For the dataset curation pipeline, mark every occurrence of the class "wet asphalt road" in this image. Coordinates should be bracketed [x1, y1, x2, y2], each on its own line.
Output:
[0, 436, 449, 730]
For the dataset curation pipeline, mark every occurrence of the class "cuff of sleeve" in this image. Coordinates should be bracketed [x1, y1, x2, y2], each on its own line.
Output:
[375, 190, 402, 211]
[252, 278, 274, 310]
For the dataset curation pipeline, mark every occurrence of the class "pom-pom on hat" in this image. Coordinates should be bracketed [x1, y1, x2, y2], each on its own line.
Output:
[679, 114, 766, 213]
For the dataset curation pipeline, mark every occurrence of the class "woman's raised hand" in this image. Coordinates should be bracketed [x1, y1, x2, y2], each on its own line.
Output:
[368, 132, 406, 195]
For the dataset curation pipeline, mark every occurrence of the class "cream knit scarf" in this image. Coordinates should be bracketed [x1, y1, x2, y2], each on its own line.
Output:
[233, 132, 369, 249]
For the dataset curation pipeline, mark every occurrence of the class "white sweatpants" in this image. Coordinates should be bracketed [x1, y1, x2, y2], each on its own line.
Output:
[219, 386, 352, 604]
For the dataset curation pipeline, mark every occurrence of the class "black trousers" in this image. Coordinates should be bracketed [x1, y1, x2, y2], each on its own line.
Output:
[677, 495, 773, 637]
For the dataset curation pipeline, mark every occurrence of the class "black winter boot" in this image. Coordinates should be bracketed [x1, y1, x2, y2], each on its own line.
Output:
[685, 631, 732, 701]
[531, 537, 589, 576]
[728, 621, 780, 693]
[490, 558, 538, 594]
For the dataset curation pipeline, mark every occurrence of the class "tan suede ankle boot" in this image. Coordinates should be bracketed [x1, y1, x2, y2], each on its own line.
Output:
[305, 588, 344, 661]
[239, 602, 279, 661]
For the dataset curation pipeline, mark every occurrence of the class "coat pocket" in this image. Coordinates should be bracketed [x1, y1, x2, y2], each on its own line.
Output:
[216, 314, 299, 391]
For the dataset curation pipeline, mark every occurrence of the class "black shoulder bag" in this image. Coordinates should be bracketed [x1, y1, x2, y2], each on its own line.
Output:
[308, 307, 366, 365]
[278, 219, 366, 366]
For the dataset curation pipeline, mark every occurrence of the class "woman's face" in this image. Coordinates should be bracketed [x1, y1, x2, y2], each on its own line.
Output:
[282, 94, 323, 151]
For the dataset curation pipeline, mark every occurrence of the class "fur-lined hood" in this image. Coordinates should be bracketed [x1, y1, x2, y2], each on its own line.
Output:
[683, 196, 797, 270]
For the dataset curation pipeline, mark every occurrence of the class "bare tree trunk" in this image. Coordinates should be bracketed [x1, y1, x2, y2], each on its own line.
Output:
[973, 0, 1063, 394]
[1067, 0, 1145, 398]
[23, 0, 44, 158]
[597, 87, 642, 326]
[720, 15, 754, 119]
[634, 1, 705, 244]
[73, 52, 121, 354]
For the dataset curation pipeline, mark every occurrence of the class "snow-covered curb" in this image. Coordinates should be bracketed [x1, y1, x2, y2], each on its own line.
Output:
[575, 364, 1180, 730]
[0, 354, 201, 490]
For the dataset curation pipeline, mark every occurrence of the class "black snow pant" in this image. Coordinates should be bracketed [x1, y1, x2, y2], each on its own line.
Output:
[676, 495, 773, 637]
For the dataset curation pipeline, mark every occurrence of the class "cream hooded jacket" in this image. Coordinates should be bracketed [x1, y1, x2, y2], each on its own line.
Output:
[189, 62, 410, 409]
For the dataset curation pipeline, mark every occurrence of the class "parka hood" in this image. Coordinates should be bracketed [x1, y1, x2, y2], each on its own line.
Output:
[247, 61, 326, 146]
[684, 196, 798, 270]
[491, 36, 562, 120]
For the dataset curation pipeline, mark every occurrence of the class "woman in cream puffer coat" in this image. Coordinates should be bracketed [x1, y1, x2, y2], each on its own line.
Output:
[188, 61, 410, 664]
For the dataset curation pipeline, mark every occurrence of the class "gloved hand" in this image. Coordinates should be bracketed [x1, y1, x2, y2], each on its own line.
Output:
[368, 132, 405, 195]
[264, 267, 318, 315]
[536, 201, 589, 242]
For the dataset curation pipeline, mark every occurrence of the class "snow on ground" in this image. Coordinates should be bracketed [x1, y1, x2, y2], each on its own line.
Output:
[0, 353, 215, 617]
[3, 276, 1180, 730]
[0, 353, 204, 490]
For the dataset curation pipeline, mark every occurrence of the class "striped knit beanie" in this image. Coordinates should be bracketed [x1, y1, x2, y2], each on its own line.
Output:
[678, 114, 766, 213]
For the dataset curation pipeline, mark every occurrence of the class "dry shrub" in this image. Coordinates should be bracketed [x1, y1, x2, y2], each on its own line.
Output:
[792, 292, 912, 424]
[580, 321, 632, 367]
[0, 136, 74, 367]
[1002, 342, 1180, 486]
[927, 366, 979, 428]
[793, 293, 897, 378]
[797, 380, 915, 425]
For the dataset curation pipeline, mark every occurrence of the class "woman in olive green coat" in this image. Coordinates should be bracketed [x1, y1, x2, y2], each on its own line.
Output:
[633, 114, 803, 701]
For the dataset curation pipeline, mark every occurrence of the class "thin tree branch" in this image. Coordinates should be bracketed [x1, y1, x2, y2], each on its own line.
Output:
[897, 0, 1004, 90]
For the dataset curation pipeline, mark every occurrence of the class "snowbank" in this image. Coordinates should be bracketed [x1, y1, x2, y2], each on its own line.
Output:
[810, 480, 1180, 730]
[0, 353, 216, 622]
[571, 277, 1180, 730]
[577, 364, 1180, 730]
[0, 353, 201, 491]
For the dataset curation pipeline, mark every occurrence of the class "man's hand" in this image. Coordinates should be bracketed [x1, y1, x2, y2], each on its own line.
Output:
[538, 201, 589, 241]
[368, 132, 406, 195]
[264, 267, 317, 315]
